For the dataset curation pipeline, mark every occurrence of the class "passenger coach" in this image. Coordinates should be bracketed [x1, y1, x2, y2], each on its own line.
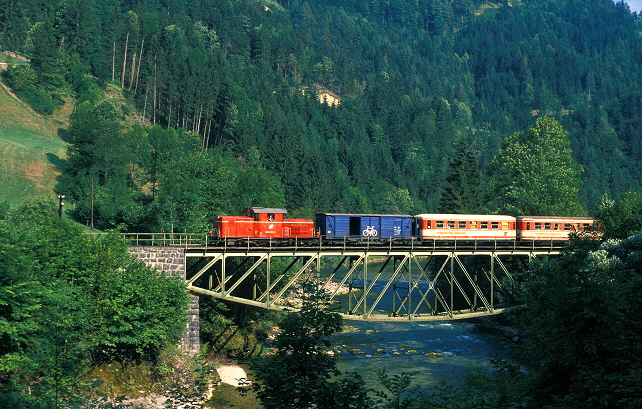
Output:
[516, 216, 597, 240]
[415, 214, 517, 241]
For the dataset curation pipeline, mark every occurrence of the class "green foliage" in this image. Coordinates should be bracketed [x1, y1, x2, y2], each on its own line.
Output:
[2, 64, 36, 91]
[369, 357, 530, 409]
[0, 199, 190, 405]
[5, 0, 642, 221]
[17, 87, 56, 115]
[488, 117, 584, 216]
[252, 290, 371, 409]
[88, 241, 190, 361]
[0, 60, 59, 116]
[596, 191, 642, 239]
[373, 370, 421, 409]
[439, 140, 483, 214]
[517, 233, 642, 408]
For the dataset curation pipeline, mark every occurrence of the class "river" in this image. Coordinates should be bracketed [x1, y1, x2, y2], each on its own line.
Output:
[207, 318, 510, 408]
[332, 319, 510, 392]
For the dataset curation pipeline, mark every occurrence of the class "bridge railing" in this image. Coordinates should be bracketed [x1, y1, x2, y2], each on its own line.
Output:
[122, 232, 209, 247]
[119, 232, 567, 251]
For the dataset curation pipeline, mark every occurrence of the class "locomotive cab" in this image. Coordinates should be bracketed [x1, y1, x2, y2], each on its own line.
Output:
[246, 207, 285, 223]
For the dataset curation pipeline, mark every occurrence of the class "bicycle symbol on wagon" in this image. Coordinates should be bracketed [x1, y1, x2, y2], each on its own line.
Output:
[362, 226, 378, 237]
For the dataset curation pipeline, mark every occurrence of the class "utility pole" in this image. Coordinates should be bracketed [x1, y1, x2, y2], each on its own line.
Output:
[58, 195, 65, 219]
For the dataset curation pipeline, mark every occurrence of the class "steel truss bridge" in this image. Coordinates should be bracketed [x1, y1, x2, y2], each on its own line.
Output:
[155, 238, 565, 322]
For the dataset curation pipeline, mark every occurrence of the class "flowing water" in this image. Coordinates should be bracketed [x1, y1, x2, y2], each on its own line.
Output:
[332, 319, 509, 393]
[207, 318, 509, 407]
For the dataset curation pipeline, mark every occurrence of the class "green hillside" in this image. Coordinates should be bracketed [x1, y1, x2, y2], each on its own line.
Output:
[1, 0, 641, 230]
[0, 81, 67, 207]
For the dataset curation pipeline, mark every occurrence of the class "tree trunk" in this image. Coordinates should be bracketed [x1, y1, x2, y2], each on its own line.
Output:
[121, 32, 129, 88]
[134, 39, 144, 94]
[112, 42, 116, 82]
[129, 51, 136, 90]
[153, 55, 157, 125]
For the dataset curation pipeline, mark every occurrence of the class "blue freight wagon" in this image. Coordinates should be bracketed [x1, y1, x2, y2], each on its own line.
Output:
[315, 213, 414, 240]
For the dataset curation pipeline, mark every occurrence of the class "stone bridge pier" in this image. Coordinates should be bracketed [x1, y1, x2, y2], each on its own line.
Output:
[129, 247, 199, 353]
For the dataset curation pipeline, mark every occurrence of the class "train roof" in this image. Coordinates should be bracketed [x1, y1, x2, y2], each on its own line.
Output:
[316, 213, 413, 217]
[515, 215, 595, 221]
[415, 214, 516, 220]
[245, 207, 288, 214]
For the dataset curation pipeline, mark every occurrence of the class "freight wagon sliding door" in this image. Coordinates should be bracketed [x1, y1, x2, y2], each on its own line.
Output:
[350, 217, 361, 236]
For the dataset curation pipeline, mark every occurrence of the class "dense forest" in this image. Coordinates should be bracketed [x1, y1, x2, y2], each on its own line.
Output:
[1, 0, 641, 232]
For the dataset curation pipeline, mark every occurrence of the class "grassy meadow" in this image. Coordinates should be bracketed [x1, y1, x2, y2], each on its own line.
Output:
[0, 81, 68, 208]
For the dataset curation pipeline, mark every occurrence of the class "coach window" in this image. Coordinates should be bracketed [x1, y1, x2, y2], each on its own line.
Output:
[447, 221, 455, 229]
[436, 221, 444, 228]
[502, 221, 510, 229]
[564, 223, 571, 230]
[481, 221, 488, 229]
[582, 223, 589, 230]
[470, 221, 477, 229]
[544, 222, 551, 230]
[459, 221, 467, 229]
[491, 222, 499, 230]
[554, 223, 560, 230]
[535, 223, 541, 230]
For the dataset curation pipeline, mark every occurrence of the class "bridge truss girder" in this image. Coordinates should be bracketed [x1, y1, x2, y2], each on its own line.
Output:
[184, 248, 558, 322]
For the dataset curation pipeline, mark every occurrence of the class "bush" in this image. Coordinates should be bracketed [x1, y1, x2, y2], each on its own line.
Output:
[17, 87, 56, 115]
[2, 64, 36, 91]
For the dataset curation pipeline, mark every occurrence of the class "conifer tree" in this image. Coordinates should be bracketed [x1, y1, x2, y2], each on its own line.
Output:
[439, 140, 482, 214]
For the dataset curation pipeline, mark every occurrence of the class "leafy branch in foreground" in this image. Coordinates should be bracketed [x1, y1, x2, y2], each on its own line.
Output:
[251, 289, 371, 409]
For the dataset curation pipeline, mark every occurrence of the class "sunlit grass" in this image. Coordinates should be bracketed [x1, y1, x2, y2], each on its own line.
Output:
[0, 82, 67, 207]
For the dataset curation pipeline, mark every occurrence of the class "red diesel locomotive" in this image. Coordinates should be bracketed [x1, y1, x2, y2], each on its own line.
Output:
[215, 207, 316, 242]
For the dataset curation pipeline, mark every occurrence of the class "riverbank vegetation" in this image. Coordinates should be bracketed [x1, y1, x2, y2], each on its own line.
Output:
[0, 200, 190, 407]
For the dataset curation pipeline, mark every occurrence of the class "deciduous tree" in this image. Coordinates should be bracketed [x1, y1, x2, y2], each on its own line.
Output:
[596, 191, 642, 239]
[488, 117, 583, 216]
[0, 199, 190, 406]
[520, 232, 642, 407]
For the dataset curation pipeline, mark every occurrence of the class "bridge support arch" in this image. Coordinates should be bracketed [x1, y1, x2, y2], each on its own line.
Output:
[184, 245, 559, 322]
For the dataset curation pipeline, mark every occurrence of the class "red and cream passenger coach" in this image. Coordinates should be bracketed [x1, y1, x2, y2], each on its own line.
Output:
[415, 214, 517, 241]
[516, 216, 597, 240]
